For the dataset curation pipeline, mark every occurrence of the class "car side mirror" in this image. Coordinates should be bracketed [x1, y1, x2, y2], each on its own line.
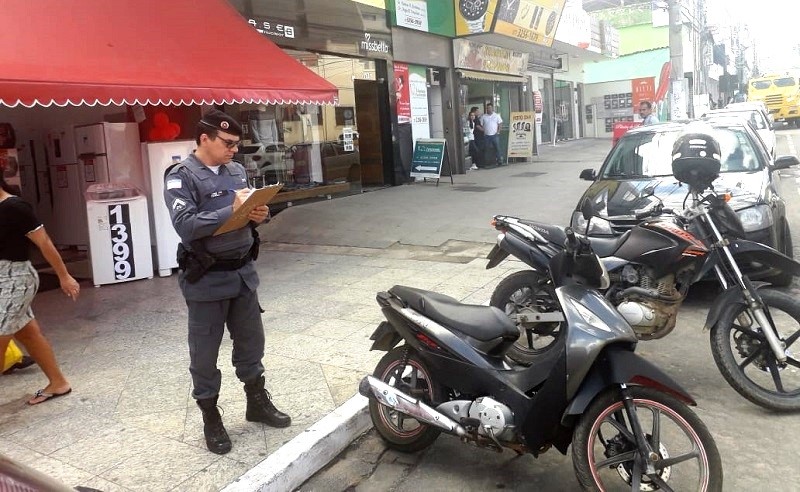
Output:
[773, 155, 800, 170]
[579, 168, 596, 181]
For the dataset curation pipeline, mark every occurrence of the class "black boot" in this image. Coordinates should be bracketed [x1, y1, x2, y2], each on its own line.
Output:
[196, 396, 232, 454]
[244, 376, 292, 428]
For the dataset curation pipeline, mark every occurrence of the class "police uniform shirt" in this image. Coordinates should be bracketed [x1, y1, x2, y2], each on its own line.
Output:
[164, 154, 258, 301]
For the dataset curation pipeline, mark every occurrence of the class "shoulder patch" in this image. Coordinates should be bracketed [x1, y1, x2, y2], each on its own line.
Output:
[166, 179, 182, 190]
[171, 198, 187, 211]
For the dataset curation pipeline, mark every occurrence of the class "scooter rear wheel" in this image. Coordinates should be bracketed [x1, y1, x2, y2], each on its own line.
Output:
[572, 386, 722, 491]
[369, 346, 443, 453]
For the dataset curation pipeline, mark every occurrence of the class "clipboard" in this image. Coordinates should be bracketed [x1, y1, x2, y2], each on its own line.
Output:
[213, 184, 283, 236]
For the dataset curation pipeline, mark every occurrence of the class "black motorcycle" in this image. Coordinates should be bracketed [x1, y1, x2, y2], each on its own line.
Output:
[487, 155, 800, 411]
[359, 223, 722, 490]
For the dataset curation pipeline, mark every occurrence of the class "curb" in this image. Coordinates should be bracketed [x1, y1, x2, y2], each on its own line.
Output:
[222, 394, 371, 492]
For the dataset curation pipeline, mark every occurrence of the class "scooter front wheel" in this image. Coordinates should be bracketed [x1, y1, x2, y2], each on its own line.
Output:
[369, 346, 443, 453]
[572, 386, 722, 492]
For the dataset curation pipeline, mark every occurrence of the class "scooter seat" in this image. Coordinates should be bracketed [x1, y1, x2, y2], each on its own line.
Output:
[518, 219, 567, 247]
[389, 286, 518, 342]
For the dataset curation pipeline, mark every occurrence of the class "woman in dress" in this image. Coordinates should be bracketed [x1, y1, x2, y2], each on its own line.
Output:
[0, 172, 78, 405]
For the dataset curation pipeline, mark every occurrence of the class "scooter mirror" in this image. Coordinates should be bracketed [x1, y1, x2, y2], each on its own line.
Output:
[581, 197, 594, 222]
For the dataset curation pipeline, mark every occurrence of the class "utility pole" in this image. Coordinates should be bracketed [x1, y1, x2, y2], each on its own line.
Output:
[668, 0, 686, 120]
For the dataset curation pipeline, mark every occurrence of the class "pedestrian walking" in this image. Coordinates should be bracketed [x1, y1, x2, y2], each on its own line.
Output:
[467, 111, 480, 170]
[471, 106, 485, 168]
[164, 109, 290, 455]
[639, 101, 660, 125]
[480, 103, 504, 166]
[0, 173, 77, 405]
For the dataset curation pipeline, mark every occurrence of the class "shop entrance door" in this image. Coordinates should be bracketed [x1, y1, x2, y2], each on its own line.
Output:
[554, 80, 574, 141]
[354, 79, 393, 186]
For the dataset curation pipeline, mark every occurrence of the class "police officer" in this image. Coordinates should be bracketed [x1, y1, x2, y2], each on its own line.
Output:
[165, 109, 290, 455]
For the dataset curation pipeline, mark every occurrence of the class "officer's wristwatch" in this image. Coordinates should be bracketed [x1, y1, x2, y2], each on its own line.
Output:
[459, 0, 489, 34]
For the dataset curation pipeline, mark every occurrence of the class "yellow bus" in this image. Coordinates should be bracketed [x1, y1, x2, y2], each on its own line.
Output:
[748, 72, 800, 127]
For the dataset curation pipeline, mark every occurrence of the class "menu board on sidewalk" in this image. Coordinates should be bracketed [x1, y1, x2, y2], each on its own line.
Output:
[410, 138, 446, 179]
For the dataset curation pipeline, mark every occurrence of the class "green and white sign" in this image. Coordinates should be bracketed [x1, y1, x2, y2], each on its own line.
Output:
[387, 0, 456, 37]
[410, 138, 447, 179]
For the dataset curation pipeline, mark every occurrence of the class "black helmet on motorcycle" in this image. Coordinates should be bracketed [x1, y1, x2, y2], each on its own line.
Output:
[671, 128, 721, 192]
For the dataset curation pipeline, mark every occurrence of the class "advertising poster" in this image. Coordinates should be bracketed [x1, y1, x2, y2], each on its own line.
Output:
[393, 62, 411, 124]
[409, 65, 430, 142]
[454, 0, 500, 36]
[508, 112, 535, 159]
[631, 77, 656, 111]
[395, 0, 428, 32]
[493, 0, 566, 47]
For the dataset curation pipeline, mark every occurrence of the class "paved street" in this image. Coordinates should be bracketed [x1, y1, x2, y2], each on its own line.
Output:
[299, 127, 800, 492]
[4, 133, 800, 491]
[0, 140, 603, 491]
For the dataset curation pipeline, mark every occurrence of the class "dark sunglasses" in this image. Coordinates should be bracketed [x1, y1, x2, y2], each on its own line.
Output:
[217, 136, 241, 149]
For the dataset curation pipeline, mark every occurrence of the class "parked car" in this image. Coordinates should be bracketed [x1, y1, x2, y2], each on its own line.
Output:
[573, 120, 798, 283]
[704, 105, 776, 157]
[290, 141, 360, 184]
[236, 142, 294, 185]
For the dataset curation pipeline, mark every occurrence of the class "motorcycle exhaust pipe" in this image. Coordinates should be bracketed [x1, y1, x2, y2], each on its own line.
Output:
[359, 376, 467, 436]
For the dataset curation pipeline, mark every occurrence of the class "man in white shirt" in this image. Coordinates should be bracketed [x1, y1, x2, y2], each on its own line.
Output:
[480, 104, 504, 166]
[639, 101, 660, 126]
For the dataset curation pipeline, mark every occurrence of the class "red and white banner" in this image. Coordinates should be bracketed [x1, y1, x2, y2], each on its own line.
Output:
[393, 63, 411, 124]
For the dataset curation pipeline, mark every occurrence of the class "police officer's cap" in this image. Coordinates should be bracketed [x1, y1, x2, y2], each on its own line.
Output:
[199, 109, 242, 137]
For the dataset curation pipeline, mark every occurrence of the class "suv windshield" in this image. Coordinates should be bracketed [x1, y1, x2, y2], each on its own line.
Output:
[602, 127, 762, 178]
[774, 77, 796, 87]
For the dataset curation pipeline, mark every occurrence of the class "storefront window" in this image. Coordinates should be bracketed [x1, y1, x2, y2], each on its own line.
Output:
[234, 52, 375, 201]
[458, 78, 522, 164]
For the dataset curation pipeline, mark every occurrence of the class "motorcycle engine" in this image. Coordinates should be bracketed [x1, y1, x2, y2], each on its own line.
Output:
[613, 269, 684, 340]
[468, 397, 514, 440]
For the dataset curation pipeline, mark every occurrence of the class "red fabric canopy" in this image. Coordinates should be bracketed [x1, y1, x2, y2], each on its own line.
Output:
[0, 0, 339, 108]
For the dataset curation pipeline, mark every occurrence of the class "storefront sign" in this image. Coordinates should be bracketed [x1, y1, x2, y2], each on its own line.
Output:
[359, 32, 392, 55]
[453, 39, 529, 76]
[409, 65, 430, 141]
[507, 112, 535, 159]
[554, 1, 591, 49]
[395, 0, 428, 31]
[454, 0, 499, 35]
[109, 203, 136, 281]
[493, 0, 566, 48]
[631, 77, 656, 109]
[410, 138, 446, 179]
[533, 90, 544, 112]
[247, 18, 296, 39]
[394, 63, 412, 124]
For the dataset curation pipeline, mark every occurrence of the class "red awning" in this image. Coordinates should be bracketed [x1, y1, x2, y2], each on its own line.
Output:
[0, 0, 338, 108]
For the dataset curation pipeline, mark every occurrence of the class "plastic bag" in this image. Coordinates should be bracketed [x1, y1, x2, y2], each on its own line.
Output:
[3, 340, 24, 373]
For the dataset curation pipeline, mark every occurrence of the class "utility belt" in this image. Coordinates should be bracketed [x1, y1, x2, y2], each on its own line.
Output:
[177, 227, 260, 283]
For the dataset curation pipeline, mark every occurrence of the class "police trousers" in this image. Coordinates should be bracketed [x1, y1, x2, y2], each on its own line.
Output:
[186, 283, 265, 400]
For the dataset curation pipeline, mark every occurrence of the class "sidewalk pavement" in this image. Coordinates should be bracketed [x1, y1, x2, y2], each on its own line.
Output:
[0, 139, 609, 491]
